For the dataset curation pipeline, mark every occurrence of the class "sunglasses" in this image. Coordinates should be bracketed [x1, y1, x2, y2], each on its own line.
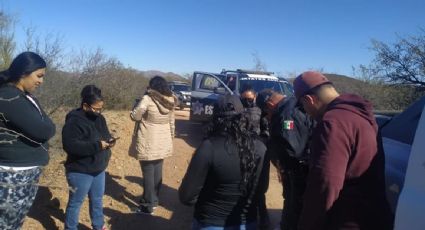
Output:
[88, 104, 104, 113]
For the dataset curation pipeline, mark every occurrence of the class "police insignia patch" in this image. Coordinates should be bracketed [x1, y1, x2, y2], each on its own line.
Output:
[283, 120, 294, 130]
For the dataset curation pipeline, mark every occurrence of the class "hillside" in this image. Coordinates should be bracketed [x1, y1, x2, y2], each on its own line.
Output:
[324, 73, 368, 95]
[289, 73, 419, 111]
[142, 70, 189, 82]
[289, 73, 368, 94]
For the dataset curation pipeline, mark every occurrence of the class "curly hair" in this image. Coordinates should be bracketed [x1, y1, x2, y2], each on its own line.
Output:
[207, 113, 259, 196]
[149, 76, 173, 97]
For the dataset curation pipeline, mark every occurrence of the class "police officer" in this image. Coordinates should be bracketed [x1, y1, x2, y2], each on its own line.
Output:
[240, 86, 270, 229]
[256, 89, 314, 230]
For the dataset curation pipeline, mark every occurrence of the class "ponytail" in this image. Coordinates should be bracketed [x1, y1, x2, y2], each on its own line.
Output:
[0, 70, 11, 85]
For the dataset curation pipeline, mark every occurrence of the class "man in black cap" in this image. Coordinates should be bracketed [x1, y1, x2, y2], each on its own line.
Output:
[256, 89, 314, 230]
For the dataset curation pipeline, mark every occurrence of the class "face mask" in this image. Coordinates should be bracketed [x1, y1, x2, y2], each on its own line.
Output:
[85, 110, 100, 119]
[241, 98, 255, 108]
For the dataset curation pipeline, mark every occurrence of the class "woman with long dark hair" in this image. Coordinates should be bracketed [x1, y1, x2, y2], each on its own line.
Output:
[179, 94, 267, 230]
[62, 85, 115, 230]
[0, 52, 56, 230]
[130, 76, 176, 214]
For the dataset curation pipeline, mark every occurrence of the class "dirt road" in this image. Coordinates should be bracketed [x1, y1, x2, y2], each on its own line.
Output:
[23, 109, 283, 230]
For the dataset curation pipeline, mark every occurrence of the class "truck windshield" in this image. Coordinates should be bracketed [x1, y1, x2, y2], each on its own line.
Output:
[239, 78, 293, 96]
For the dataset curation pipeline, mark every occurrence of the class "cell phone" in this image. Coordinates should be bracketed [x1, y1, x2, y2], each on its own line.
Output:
[108, 137, 120, 144]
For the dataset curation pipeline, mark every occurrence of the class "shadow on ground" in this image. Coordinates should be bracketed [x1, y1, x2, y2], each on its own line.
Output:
[104, 175, 193, 230]
[174, 116, 207, 149]
[28, 186, 92, 230]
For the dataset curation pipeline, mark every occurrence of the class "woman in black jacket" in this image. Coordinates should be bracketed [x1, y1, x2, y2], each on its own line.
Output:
[62, 85, 115, 230]
[0, 52, 56, 230]
[179, 94, 267, 230]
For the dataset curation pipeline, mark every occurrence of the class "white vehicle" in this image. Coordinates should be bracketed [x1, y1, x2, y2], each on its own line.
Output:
[381, 96, 425, 229]
[169, 81, 191, 110]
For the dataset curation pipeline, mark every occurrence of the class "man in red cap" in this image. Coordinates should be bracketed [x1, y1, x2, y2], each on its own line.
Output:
[293, 71, 393, 230]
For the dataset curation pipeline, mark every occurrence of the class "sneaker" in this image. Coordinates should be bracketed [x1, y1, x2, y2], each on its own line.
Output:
[135, 205, 154, 215]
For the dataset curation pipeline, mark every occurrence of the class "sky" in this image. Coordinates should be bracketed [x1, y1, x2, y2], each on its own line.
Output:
[1, 0, 424, 77]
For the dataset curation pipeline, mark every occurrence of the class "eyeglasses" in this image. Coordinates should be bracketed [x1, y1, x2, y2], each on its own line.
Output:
[88, 104, 104, 113]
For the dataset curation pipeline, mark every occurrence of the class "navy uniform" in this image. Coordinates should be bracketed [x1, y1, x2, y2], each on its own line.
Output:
[265, 95, 314, 230]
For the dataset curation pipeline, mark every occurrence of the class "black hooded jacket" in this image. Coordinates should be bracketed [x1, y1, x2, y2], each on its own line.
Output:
[0, 84, 56, 167]
[62, 109, 112, 174]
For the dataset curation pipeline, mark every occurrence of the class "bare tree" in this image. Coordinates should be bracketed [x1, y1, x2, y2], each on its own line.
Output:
[22, 26, 65, 70]
[0, 11, 15, 69]
[65, 47, 150, 110]
[251, 50, 267, 71]
[369, 30, 425, 89]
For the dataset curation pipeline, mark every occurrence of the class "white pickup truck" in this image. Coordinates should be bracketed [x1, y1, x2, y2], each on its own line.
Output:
[381, 96, 425, 229]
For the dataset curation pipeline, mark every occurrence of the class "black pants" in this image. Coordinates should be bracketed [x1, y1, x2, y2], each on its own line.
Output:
[139, 159, 163, 208]
[280, 166, 308, 230]
[258, 151, 270, 227]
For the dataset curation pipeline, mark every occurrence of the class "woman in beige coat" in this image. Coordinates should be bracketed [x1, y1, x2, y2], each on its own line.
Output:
[130, 76, 175, 214]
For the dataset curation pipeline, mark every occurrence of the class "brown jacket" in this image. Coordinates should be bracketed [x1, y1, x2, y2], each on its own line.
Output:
[129, 89, 175, 161]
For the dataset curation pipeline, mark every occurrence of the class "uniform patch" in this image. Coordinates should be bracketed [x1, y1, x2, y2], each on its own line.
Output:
[283, 120, 294, 130]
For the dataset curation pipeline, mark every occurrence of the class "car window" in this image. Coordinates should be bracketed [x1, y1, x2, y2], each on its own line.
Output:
[239, 78, 291, 95]
[173, 85, 190, 92]
[200, 75, 221, 90]
[280, 81, 294, 96]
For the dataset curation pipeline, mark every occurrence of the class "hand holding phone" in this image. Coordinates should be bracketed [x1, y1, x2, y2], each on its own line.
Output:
[107, 137, 120, 147]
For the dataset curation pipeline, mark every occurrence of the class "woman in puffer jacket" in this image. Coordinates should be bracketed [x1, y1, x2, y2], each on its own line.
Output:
[130, 76, 175, 214]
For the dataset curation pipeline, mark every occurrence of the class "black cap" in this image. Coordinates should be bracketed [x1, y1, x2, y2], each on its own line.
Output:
[256, 89, 275, 111]
[214, 94, 244, 117]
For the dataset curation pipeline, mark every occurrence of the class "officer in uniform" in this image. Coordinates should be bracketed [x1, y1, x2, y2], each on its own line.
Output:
[256, 89, 314, 230]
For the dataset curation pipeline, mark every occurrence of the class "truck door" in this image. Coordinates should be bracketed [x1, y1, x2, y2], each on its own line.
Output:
[190, 72, 232, 122]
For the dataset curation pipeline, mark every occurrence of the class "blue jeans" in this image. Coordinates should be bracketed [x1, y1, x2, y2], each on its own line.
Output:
[192, 219, 257, 230]
[65, 171, 105, 230]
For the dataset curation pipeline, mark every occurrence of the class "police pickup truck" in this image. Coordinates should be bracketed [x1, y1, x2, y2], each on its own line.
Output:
[190, 69, 293, 122]
[169, 81, 191, 110]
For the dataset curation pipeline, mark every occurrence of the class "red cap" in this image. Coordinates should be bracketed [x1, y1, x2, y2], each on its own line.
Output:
[293, 71, 330, 99]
